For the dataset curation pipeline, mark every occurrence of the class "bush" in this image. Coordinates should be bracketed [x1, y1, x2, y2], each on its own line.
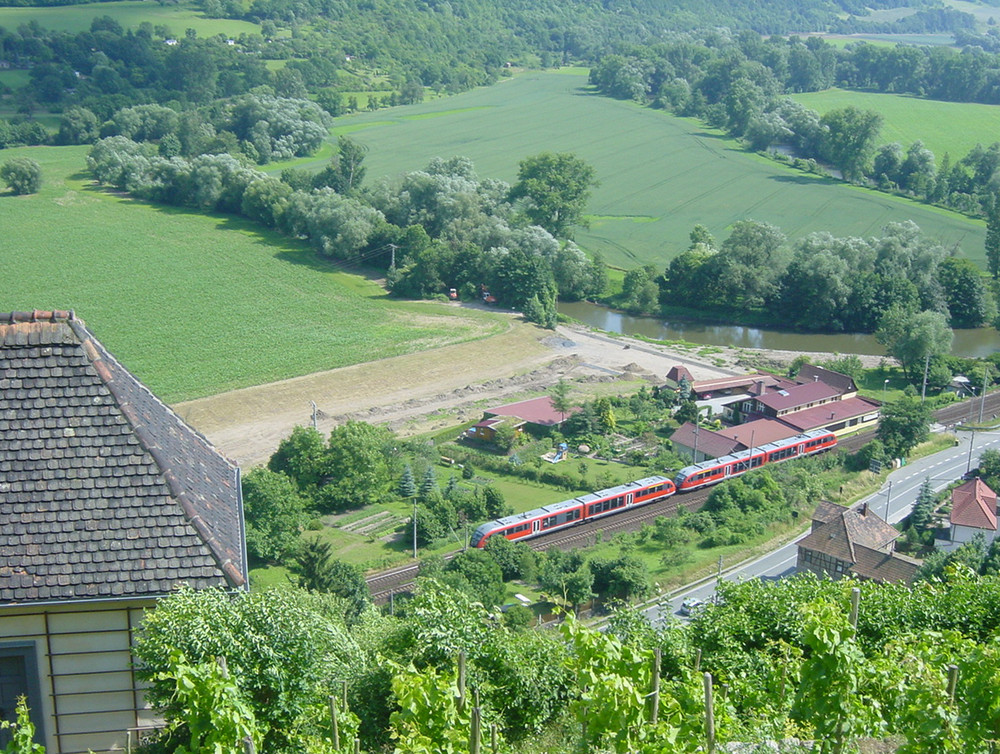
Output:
[1, 157, 42, 195]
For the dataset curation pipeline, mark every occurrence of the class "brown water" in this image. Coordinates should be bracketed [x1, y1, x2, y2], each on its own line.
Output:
[558, 301, 1000, 358]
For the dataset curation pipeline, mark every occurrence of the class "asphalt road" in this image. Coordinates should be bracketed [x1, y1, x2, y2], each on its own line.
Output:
[647, 425, 1000, 625]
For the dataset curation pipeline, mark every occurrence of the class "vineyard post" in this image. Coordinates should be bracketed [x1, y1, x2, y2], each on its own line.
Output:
[243, 737, 255, 754]
[329, 695, 339, 749]
[694, 648, 702, 673]
[470, 706, 482, 754]
[849, 587, 860, 629]
[704, 672, 715, 753]
[650, 647, 661, 724]
[458, 651, 467, 714]
[490, 722, 498, 753]
[354, 737, 360, 754]
[947, 664, 959, 704]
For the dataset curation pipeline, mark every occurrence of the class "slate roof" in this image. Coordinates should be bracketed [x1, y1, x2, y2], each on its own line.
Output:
[950, 478, 998, 531]
[1, 310, 246, 605]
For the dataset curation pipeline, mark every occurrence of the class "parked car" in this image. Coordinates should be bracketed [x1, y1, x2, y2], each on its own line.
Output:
[679, 598, 704, 617]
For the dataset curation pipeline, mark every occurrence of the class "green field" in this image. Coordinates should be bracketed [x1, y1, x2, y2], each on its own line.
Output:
[791, 87, 1000, 161]
[0, 145, 507, 402]
[307, 70, 986, 270]
[0, 0, 259, 36]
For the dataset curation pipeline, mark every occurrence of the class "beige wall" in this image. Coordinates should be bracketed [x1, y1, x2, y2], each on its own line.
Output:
[0, 600, 156, 754]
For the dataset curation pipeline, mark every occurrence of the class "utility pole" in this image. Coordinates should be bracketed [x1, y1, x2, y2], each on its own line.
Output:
[979, 365, 990, 424]
[921, 352, 930, 402]
[412, 500, 418, 559]
[883, 480, 892, 521]
[311, 401, 318, 430]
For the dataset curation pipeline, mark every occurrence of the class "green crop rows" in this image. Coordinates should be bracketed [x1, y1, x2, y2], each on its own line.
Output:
[309, 70, 985, 271]
[0, 146, 505, 403]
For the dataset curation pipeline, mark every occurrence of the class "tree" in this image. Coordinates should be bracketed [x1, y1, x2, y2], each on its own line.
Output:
[291, 539, 370, 618]
[0, 157, 42, 195]
[419, 466, 439, 502]
[909, 478, 936, 535]
[482, 485, 508, 519]
[819, 106, 883, 182]
[268, 425, 327, 493]
[509, 152, 598, 237]
[550, 379, 572, 425]
[57, 106, 100, 145]
[445, 548, 506, 608]
[986, 200, 1000, 281]
[877, 396, 931, 459]
[398, 464, 417, 499]
[876, 307, 953, 381]
[937, 257, 995, 328]
[240, 467, 308, 563]
[589, 554, 650, 602]
[313, 135, 367, 194]
[318, 420, 396, 512]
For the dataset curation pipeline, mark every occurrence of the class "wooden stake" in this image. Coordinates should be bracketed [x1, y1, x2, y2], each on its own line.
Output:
[354, 737, 360, 754]
[458, 651, 467, 713]
[243, 736, 256, 754]
[694, 648, 702, 673]
[329, 695, 340, 749]
[217, 656, 229, 678]
[470, 706, 481, 754]
[947, 664, 959, 704]
[849, 587, 860, 629]
[650, 647, 661, 725]
[704, 672, 715, 753]
[490, 722, 498, 753]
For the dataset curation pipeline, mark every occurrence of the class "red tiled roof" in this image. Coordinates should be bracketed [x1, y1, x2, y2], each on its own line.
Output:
[484, 396, 576, 427]
[717, 418, 799, 448]
[950, 478, 998, 530]
[757, 381, 841, 412]
[666, 365, 693, 383]
[692, 372, 794, 396]
[778, 396, 882, 432]
[670, 421, 743, 459]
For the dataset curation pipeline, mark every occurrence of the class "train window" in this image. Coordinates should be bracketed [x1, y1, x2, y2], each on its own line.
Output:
[568, 509, 580, 521]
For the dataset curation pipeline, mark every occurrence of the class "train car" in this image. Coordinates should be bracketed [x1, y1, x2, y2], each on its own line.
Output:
[470, 475, 676, 548]
[674, 429, 837, 492]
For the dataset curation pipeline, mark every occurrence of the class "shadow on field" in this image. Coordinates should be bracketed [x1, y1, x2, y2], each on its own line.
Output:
[768, 173, 832, 185]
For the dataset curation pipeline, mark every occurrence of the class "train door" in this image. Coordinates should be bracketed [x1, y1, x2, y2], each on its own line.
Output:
[724, 464, 732, 477]
[626, 493, 634, 507]
[532, 519, 540, 535]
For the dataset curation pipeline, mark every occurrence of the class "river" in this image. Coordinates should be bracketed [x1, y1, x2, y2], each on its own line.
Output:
[558, 301, 1000, 359]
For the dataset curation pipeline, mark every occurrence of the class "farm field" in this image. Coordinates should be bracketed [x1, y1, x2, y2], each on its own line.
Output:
[0, 0, 260, 36]
[309, 70, 986, 270]
[790, 87, 1000, 161]
[0, 145, 508, 403]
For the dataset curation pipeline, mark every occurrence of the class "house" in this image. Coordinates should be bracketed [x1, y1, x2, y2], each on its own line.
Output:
[468, 396, 577, 442]
[938, 477, 998, 552]
[0, 310, 247, 754]
[670, 418, 798, 463]
[796, 364, 858, 397]
[797, 501, 919, 584]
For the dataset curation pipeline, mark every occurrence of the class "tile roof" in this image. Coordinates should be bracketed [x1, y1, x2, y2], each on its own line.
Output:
[796, 364, 857, 395]
[1, 310, 246, 605]
[950, 478, 998, 530]
[669, 422, 743, 459]
[798, 501, 913, 583]
[777, 396, 881, 432]
[691, 372, 795, 397]
[484, 396, 576, 427]
[718, 418, 799, 449]
[756, 381, 841, 412]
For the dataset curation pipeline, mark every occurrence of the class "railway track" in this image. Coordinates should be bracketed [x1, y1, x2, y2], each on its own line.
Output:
[366, 393, 1000, 602]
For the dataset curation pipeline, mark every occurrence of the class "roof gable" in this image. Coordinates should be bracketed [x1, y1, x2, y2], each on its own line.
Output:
[1, 311, 246, 605]
[757, 381, 841, 412]
[670, 422, 743, 459]
[796, 364, 857, 394]
[800, 501, 900, 565]
[950, 478, 998, 530]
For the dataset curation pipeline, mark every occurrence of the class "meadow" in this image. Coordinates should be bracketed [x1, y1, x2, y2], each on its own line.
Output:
[791, 87, 1000, 161]
[0, 145, 507, 402]
[307, 70, 986, 271]
[0, 0, 259, 36]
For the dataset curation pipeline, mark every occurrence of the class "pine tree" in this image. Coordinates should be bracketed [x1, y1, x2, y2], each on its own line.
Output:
[910, 478, 936, 533]
[419, 466, 439, 502]
[398, 464, 417, 499]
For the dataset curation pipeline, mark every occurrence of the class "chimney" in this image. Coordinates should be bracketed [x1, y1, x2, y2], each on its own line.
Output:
[859, 502, 867, 517]
[814, 375, 819, 382]
[756, 380, 764, 395]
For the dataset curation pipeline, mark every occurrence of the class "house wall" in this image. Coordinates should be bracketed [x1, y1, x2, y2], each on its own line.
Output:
[0, 599, 157, 754]
[796, 547, 850, 579]
[941, 524, 999, 551]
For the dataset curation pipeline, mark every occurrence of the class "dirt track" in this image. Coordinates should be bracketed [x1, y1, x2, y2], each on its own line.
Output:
[173, 310, 889, 468]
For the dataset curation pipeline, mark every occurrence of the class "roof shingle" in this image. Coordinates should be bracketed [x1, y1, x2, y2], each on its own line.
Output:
[1, 310, 246, 605]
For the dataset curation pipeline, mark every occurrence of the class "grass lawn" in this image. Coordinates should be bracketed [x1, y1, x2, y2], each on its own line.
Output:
[790, 87, 1000, 162]
[0, 145, 508, 402]
[0, 0, 260, 37]
[311, 70, 985, 271]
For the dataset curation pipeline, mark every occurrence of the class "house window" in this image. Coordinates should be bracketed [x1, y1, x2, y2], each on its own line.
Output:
[0, 643, 44, 749]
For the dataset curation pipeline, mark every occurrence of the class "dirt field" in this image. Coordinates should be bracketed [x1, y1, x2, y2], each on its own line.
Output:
[173, 309, 887, 468]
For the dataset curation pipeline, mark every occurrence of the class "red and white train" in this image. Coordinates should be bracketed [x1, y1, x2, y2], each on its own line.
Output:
[470, 429, 837, 547]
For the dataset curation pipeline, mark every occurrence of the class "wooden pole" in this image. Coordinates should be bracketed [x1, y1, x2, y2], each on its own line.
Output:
[694, 648, 702, 673]
[704, 672, 715, 753]
[243, 736, 256, 754]
[490, 723, 498, 753]
[947, 664, 959, 704]
[849, 587, 860, 629]
[650, 647, 661, 724]
[329, 695, 340, 749]
[217, 656, 229, 678]
[470, 706, 481, 754]
[458, 651, 467, 714]
[354, 737, 360, 754]
[343, 680, 348, 708]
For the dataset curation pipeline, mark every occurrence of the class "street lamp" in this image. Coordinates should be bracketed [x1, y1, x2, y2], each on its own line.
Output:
[882, 379, 889, 399]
